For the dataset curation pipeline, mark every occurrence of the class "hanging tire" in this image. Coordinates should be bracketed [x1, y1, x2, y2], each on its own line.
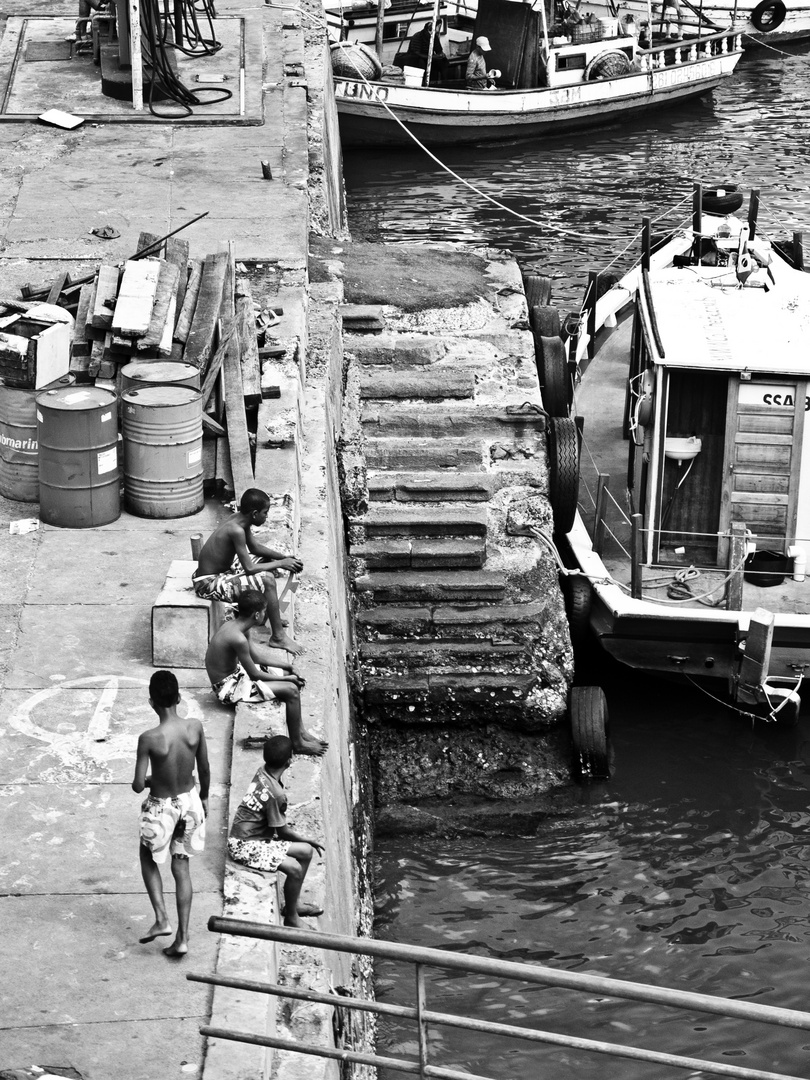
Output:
[570, 685, 610, 780]
[751, 0, 786, 30]
[701, 183, 744, 215]
[524, 273, 552, 309]
[547, 416, 580, 533]
[535, 335, 569, 418]
[529, 304, 561, 337]
[563, 574, 592, 650]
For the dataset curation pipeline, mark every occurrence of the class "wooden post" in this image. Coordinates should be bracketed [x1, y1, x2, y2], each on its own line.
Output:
[587, 270, 598, 361]
[726, 521, 746, 612]
[793, 231, 804, 271]
[594, 473, 610, 557]
[631, 513, 643, 599]
[129, 0, 143, 110]
[692, 182, 702, 238]
[374, 0, 385, 63]
[190, 534, 203, 560]
[641, 216, 651, 271]
[748, 187, 760, 242]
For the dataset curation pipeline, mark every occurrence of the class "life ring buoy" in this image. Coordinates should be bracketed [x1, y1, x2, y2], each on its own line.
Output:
[750, 0, 787, 31]
[631, 369, 654, 445]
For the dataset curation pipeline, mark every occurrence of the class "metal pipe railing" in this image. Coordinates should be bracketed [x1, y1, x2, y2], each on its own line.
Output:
[189, 970, 810, 1080]
[203, 918, 810, 1030]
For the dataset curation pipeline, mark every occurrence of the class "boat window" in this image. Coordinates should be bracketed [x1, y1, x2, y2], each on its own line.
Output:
[556, 53, 587, 70]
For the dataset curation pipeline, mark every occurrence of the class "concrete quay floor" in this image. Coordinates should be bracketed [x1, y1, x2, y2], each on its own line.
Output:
[0, 492, 236, 1077]
[0, 0, 315, 1074]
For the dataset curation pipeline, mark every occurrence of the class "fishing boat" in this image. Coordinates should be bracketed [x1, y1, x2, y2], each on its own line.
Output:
[332, 0, 743, 148]
[535, 185, 810, 763]
[323, 0, 475, 65]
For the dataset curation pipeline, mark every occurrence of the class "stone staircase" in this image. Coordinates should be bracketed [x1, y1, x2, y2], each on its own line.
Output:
[339, 250, 573, 731]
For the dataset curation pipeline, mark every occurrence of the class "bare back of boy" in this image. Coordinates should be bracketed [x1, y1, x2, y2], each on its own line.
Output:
[137, 718, 205, 799]
[205, 621, 249, 687]
[196, 518, 244, 578]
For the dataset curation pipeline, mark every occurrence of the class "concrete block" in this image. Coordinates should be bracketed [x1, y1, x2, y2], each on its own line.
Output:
[354, 504, 488, 538]
[365, 436, 483, 470]
[350, 538, 412, 569]
[151, 560, 227, 668]
[410, 537, 486, 569]
[345, 332, 446, 366]
[359, 368, 475, 400]
[354, 570, 505, 604]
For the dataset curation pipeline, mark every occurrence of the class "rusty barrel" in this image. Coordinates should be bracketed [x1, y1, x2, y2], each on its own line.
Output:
[0, 374, 75, 502]
[122, 384, 203, 518]
[36, 384, 120, 527]
[120, 361, 201, 396]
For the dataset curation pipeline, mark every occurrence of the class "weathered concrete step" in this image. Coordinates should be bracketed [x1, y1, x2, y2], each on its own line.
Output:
[355, 570, 506, 604]
[351, 504, 488, 538]
[360, 369, 476, 400]
[363, 673, 537, 706]
[365, 437, 484, 470]
[357, 601, 548, 637]
[351, 537, 486, 570]
[345, 333, 447, 367]
[368, 472, 492, 503]
[360, 640, 524, 662]
[362, 403, 547, 438]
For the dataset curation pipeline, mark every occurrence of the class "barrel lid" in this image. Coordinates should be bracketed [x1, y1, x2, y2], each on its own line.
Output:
[36, 385, 116, 410]
[122, 385, 202, 406]
[120, 361, 198, 382]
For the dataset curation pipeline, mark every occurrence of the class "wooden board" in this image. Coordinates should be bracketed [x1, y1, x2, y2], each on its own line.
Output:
[183, 252, 228, 370]
[112, 259, 162, 338]
[235, 289, 262, 408]
[138, 261, 181, 349]
[91, 265, 121, 330]
[220, 244, 254, 498]
[136, 230, 163, 257]
[174, 257, 203, 342]
[71, 282, 96, 358]
[165, 237, 190, 322]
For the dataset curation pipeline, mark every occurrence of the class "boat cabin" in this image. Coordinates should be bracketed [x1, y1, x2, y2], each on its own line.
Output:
[627, 225, 810, 572]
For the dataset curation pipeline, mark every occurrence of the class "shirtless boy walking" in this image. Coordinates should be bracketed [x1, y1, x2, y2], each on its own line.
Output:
[193, 488, 303, 656]
[133, 670, 210, 958]
[205, 590, 328, 758]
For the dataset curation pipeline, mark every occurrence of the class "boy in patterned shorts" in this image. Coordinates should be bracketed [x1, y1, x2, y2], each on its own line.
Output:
[193, 488, 304, 656]
[228, 736, 324, 926]
[133, 670, 209, 958]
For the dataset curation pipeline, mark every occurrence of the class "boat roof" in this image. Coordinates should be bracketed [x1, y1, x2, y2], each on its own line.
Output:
[648, 244, 810, 377]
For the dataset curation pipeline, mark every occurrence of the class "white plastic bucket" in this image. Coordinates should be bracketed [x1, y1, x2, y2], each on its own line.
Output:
[600, 17, 619, 36]
[402, 65, 424, 87]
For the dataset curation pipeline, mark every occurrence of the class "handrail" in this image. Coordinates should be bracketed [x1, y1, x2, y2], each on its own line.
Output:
[192, 918, 810, 1080]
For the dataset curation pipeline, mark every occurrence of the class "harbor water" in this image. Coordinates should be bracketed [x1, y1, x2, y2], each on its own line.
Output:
[344, 41, 810, 1079]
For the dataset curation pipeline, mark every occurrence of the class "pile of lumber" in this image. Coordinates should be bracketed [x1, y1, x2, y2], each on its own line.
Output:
[20, 234, 283, 498]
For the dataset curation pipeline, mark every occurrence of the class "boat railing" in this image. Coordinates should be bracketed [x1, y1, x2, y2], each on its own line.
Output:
[578, 465, 807, 605]
[191, 918, 810, 1079]
[638, 28, 742, 69]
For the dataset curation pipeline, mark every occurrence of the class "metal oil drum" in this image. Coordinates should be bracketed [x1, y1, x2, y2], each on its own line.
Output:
[36, 384, 120, 527]
[121, 384, 203, 518]
[0, 374, 75, 502]
[120, 361, 201, 396]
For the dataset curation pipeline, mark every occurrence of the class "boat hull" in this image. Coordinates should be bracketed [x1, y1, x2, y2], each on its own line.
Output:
[335, 51, 740, 147]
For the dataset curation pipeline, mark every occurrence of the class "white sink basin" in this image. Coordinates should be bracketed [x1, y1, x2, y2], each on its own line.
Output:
[664, 436, 702, 464]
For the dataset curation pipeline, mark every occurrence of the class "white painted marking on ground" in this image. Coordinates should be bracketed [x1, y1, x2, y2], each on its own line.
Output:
[86, 677, 118, 741]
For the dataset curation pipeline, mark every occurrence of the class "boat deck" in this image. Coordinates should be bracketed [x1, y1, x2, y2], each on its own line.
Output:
[573, 312, 810, 616]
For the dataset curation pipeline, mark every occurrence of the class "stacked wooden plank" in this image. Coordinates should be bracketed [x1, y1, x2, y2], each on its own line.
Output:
[21, 237, 273, 500]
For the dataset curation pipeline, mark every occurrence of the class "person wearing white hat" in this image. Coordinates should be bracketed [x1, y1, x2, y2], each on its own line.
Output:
[466, 35, 495, 90]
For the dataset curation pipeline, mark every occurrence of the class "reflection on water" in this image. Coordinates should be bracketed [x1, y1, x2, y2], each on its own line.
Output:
[344, 44, 810, 306]
[374, 672, 810, 1079]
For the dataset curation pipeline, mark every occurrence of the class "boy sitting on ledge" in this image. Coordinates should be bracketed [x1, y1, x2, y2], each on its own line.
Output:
[205, 590, 328, 758]
[228, 735, 324, 927]
[193, 487, 303, 656]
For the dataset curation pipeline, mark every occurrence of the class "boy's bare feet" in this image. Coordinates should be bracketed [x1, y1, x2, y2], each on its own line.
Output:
[283, 914, 315, 929]
[139, 920, 173, 943]
[281, 901, 323, 917]
[163, 938, 189, 958]
[267, 632, 305, 656]
[294, 734, 329, 757]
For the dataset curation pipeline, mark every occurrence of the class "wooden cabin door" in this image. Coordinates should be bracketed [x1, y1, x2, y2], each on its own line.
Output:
[718, 378, 807, 556]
